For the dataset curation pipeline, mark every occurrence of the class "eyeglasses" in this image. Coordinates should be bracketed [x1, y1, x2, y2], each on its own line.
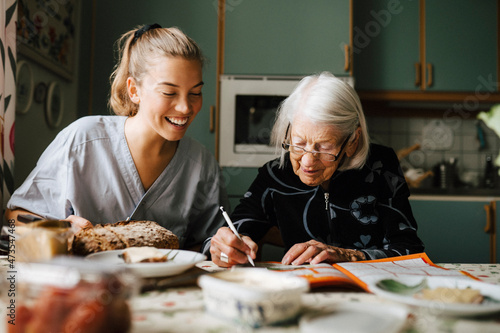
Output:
[281, 124, 352, 162]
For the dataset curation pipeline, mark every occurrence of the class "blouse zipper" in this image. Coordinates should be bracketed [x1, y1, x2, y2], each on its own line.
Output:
[324, 191, 333, 243]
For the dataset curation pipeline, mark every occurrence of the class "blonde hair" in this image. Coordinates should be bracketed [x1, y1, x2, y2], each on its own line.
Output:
[109, 25, 204, 116]
[271, 72, 370, 171]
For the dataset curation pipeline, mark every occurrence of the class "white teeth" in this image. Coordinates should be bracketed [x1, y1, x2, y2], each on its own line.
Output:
[166, 117, 188, 126]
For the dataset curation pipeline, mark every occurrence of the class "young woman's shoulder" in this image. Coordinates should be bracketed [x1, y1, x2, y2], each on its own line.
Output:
[66, 115, 125, 132]
[179, 136, 220, 170]
[60, 115, 126, 142]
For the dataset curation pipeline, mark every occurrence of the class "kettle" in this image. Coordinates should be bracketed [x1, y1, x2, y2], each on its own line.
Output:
[433, 158, 457, 189]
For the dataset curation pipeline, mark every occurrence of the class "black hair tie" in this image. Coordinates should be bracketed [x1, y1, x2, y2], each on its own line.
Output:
[131, 23, 162, 46]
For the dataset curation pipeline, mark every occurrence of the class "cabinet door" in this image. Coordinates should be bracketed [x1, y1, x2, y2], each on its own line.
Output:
[165, 1, 219, 153]
[224, 0, 350, 76]
[410, 200, 491, 263]
[425, 0, 498, 92]
[353, 0, 420, 90]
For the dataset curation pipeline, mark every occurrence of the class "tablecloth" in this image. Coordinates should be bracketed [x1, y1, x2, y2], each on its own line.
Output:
[2, 258, 500, 333]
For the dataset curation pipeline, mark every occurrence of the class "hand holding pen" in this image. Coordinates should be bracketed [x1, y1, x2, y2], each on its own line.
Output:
[218, 206, 256, 266]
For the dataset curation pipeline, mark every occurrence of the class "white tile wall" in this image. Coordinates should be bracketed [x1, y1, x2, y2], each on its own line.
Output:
[366, 116, 500, 188]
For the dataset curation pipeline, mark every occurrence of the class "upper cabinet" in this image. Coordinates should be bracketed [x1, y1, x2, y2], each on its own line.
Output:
[353, 0, 420, 91]
[224, 0, 351, 76]
[425, 0, 497, 92]
[353, 0, 499, 96]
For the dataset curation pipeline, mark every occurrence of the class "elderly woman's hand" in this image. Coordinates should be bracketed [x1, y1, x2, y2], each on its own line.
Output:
[281, 240, 365, 265]
[210, 227, 258, 267]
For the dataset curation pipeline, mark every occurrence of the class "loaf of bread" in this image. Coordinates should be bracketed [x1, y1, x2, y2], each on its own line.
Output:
[71, 220, 179, 256]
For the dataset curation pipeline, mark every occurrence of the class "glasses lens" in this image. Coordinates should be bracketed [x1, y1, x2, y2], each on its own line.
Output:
[319, 153, 336, 162]
[285, 144, 338, 162]
[290, 146, 304, 155]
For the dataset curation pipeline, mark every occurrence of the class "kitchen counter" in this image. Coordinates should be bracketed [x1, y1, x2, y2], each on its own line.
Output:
[410, 187, 500, 201]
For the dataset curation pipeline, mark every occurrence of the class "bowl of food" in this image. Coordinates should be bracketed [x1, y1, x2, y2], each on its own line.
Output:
[198, 268, 309, 327]
[372, 276, 500, 316]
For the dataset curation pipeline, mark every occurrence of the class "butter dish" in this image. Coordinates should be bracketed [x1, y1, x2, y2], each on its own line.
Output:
[198, 267, 309, 327]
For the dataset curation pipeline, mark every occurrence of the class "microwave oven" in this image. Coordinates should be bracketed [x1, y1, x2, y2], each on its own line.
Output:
[218, 75, 354, 168]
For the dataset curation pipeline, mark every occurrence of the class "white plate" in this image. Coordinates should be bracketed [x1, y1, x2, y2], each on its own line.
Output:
[371, 276, 500, 316]
[299, 302, 409, 333]
[85, 249, 206, 278]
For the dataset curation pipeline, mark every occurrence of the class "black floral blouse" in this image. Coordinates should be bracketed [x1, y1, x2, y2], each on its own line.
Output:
[231, 143, 425, 260]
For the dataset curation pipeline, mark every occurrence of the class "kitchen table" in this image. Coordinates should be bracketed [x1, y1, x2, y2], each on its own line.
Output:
[1, 258, 500, 333]
[130, 262, 500, 333]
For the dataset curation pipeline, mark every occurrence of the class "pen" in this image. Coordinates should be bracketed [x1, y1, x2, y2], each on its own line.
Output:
[219, 206, 255, 266]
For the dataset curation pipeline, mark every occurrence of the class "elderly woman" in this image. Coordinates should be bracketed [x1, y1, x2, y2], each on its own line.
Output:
[209, 72, 424, 267]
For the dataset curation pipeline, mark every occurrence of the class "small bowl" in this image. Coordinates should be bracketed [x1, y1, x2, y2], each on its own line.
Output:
[198, 268, 309, 327]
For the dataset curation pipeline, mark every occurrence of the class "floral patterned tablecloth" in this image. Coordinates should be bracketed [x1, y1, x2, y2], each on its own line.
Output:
[1, 258, 500, 333]
[130, 262, 500, 333]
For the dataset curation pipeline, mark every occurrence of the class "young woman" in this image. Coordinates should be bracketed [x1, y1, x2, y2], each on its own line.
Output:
[6, 24, 228, 251]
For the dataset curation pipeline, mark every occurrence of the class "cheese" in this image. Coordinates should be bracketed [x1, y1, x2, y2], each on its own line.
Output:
[122, 246, 168, 263]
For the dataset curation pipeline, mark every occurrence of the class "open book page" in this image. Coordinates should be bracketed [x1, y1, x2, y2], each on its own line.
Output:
[333, 253, 475, 292]
[259, 253, 476, 291]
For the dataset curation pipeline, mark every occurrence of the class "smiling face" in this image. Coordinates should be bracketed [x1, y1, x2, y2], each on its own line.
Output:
[289, 114, 349, 189]
[128, 56, 203, 142]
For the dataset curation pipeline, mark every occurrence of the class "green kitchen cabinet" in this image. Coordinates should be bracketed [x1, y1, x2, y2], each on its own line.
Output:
[410, 198, 497, 264]
[224, 0, 351, 76]
[353, 0, 498, 92]
[353, 0, 420, 91]
[425, 0, 497, 92]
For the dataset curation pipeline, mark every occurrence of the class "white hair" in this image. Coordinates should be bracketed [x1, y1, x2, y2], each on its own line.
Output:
[270, 72, 370, 170]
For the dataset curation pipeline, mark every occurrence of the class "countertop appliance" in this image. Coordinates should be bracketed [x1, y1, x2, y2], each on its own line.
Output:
[219, 75, 354, 168]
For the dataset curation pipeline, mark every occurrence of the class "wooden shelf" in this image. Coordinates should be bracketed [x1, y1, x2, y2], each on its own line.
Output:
[357, 90, 500, 118]
[358, 90, 500, 103]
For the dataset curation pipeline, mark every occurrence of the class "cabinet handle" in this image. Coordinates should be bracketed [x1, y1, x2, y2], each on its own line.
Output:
[484, 201, 497, 263]
[414, 63, 421, 87]
[209, 105, 215, 133]
[484, 201, 495, 234]
[344, 44, 350, 72]
[426, 63, 433, 87]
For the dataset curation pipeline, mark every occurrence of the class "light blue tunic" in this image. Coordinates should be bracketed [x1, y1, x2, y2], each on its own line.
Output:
[7, 116, 229, 249]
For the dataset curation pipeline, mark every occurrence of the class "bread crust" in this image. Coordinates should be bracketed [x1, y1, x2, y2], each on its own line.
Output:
[71, 220, 179, 256]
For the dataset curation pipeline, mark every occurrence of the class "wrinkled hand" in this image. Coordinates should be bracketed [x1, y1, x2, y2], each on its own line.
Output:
[210, 227, 258, 268]
[65, 215, 93, 233]
[281, 240, 365, 265]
